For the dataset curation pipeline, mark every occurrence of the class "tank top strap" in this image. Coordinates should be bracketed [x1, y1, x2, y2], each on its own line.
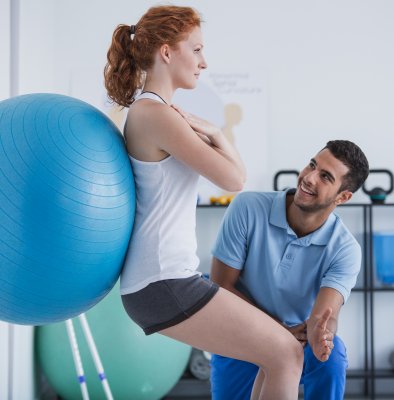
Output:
[134, 91, 167, 104]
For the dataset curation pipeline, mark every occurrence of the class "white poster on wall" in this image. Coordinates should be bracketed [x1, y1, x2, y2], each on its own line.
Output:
[174, 66, 268, 204]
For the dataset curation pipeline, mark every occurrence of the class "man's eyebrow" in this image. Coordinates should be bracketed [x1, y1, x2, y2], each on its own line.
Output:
[311, 158, 335, 182]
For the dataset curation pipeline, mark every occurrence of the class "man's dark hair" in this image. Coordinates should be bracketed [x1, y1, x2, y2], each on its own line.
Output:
[322, 140, 369, 193]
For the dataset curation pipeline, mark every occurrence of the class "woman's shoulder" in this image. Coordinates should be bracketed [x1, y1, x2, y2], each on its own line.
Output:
[128, 98, 168, 118]
[124, 100, 194, 160]
[127, 100, 186, 132]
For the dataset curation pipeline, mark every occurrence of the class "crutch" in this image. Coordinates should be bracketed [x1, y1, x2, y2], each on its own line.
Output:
[78, 313, 114, 400]
[65, 319, 90, 400]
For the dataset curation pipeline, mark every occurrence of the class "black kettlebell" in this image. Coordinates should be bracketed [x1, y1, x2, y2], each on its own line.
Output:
[362, 169, 394, 204]
[273, 170, 299, 191]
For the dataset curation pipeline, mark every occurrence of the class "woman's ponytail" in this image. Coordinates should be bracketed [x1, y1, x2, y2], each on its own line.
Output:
[104, 24, 142, 107]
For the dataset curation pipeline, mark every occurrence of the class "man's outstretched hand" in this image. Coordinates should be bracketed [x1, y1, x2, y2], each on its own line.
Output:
[307, 308, 335, 362]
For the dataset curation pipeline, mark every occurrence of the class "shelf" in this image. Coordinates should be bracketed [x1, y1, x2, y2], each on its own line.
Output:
[372, 369, 394, 378]
[165, 371, 394, 399]
[346, 369, 394, 379]
[197, 201, 394, 208]
[352, 287, 394, 292]
[347, 369, 371, 378]
[196, 197, 394, 397]
[370, 286, 394, 292]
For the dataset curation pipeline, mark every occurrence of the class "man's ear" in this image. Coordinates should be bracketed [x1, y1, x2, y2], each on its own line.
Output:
[335, 190, 352, 205]
[159, 44, 171, 64]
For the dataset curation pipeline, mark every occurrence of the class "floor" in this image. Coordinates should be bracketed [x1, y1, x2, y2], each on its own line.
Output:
[39, 368, 394, 400]
[161, 374, 394, 400]
[163, 397, 392, 400]
[163, 397, 394, 400]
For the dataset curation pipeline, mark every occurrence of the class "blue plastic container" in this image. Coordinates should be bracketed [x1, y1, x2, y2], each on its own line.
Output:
[373, 232, 394, 284]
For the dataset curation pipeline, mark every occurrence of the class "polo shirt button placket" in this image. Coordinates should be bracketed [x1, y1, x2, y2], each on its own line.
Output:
[280, 249, 294, 269]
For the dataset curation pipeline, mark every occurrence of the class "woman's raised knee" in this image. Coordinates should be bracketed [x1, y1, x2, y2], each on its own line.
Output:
[278, 335, 304, 375]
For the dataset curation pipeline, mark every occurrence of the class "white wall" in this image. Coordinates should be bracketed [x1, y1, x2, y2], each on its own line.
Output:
[17, 0, 394, 202]
[18, 1, 55, 94]
[0, 2, 11, 399]
[0, 322, 9, 400]
[0, 1, 37, 399]
[0, 324, 35, 400]
[0, 0, 10, 100]
[4, 0, 394, 395]
[0, 1, 11, 399]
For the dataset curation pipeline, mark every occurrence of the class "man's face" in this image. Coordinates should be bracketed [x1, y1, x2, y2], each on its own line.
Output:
[293, 148, 351, 213]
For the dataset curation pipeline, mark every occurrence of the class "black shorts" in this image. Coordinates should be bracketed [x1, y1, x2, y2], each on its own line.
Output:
[121, 274, 219, 335]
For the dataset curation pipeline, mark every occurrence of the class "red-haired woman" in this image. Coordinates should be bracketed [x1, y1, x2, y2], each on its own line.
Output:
[104, 6, 303, 399]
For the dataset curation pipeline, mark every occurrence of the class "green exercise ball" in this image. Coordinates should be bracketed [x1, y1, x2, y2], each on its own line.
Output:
[35, 283, 191, 400]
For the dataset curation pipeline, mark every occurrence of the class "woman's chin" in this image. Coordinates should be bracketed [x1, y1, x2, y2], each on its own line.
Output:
[180, 81, 198, 90]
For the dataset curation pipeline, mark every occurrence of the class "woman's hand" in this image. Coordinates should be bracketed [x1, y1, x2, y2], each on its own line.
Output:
[166, 103, 245, 190]
[171, 104, 221, 142]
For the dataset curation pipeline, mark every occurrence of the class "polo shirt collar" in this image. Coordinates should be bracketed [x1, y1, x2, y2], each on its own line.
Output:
[269, 189, 291, 230]
[269, 188, 336, 246]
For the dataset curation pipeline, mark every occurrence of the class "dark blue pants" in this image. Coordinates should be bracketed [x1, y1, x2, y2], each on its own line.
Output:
[210, 335, 348, 400]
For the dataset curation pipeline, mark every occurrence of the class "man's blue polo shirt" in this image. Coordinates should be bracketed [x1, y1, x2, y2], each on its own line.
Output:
[212, 190, 361, 326]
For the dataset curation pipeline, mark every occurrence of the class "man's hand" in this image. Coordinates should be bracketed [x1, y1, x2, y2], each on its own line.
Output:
[287, 322, 307, 348]
[307, 308, 335, 362]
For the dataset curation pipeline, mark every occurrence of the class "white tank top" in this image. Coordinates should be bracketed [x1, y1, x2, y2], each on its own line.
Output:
[120, 92, 200, 294]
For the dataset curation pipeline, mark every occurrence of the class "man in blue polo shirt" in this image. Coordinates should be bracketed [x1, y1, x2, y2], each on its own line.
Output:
[210, 140, 369, 400]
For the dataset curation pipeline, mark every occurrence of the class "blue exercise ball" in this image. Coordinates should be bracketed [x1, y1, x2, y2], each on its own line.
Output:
[0, 93, 135, 325]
